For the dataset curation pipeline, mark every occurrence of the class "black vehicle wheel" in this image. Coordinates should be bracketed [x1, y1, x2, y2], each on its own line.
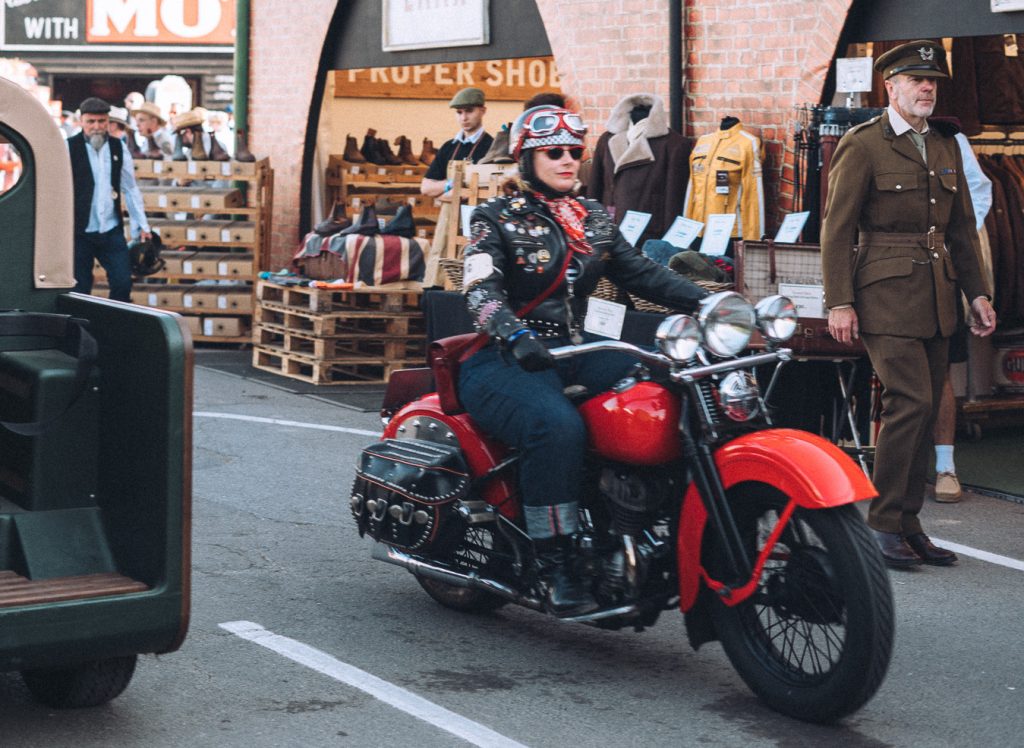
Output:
[709, 483, 894, 723]
[21, 655, 137, 709]
[415, 526, 509, 613]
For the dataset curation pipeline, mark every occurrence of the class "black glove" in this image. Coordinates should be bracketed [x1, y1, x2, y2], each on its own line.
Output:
[510, 331, 555, 372]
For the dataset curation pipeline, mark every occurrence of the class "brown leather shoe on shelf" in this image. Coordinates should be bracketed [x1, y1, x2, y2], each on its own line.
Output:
[395, 135, 420, 166]
[377, 138, 403, 166]
[934, 472, 962, 503]
[872, 529, 923, 568]
[904, 532, 958, 566]
[343, 134, 366, 163]
[419, 137, 436, 166]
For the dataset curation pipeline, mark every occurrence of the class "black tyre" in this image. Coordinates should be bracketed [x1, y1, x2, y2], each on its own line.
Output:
[21, 655, 137, 709]
[709, 483, 894, 723]
[415, 525, 509, 613]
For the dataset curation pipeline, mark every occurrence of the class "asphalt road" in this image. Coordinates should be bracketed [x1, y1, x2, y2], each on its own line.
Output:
[2, 363, 1023, 747]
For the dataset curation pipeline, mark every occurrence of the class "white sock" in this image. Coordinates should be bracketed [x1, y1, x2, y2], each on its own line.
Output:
[935, 445, 955, 474]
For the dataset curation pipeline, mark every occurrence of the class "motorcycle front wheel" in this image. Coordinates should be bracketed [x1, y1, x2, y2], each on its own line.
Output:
[709, 482, 894, 723]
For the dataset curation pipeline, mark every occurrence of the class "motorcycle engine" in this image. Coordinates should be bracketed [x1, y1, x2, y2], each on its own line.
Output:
[598, 466, 672, 536]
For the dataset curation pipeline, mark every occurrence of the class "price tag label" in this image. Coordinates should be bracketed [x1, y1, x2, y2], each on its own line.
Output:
[186, 228, 197, 241]
[183, 294, 194, 307]
[836, 57, 874, 93]
[191, 196, 201, 208]
[158, 195, 168, 208]
[778, 282, 825, 318]
[350, 165, 360, 175]
[218, 261, 229, 275]
[774, 211, 810, 244]
[148, 293, 159, 306]
[377, 167, 387, 175]
[700, 214, 736, 255]
[221, 229, 231, 242]
[188, 162, 198, 175]
[618, 210, 652, 247]
[183, 261, 194, 274]
[218, 295, 229, 309]
[661, 216, 704, 249]
[153, 161, 163, 174]
[203, 319, 215, 336]
[584, 297, 627, 340]
[221, 163, 233, 176]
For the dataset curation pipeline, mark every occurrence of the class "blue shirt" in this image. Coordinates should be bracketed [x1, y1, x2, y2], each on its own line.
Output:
[78, 138, 150, 237]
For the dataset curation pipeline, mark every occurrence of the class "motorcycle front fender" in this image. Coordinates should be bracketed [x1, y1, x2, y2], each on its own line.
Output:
[677, 428, 876, 612]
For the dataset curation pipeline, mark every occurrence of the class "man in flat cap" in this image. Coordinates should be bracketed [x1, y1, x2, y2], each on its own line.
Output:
[66, 97, 152, 302]
[821, 40, 996, 568]
[420, 87, 493, 198]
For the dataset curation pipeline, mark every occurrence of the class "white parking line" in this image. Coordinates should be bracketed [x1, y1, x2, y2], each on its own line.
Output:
[930, 537, 1024, 572]
[194, 411, 380, 437]
[219, 621, 527, 748]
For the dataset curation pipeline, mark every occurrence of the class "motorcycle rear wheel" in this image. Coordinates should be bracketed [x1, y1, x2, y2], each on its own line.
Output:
[710, 483, 894, 723]
[415, 526, 509, 613]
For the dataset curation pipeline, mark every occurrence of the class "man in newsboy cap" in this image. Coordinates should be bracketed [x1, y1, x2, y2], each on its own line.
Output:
[820, 40, 996, 568]
[66, 97, 152, 301]
[420, 86, 493, 197]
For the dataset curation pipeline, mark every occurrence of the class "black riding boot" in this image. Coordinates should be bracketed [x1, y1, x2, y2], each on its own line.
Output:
[534, 537, 598, 617]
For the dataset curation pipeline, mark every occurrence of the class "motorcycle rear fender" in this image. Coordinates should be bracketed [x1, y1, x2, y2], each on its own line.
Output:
[677, 428, 876, 612]
[383, 394, 519, 519]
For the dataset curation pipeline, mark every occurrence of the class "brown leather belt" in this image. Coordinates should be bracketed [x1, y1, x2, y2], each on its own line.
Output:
[858, 230, 945, 250]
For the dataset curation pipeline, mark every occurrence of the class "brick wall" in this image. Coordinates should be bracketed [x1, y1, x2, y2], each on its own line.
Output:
[251, 0, 853, 266]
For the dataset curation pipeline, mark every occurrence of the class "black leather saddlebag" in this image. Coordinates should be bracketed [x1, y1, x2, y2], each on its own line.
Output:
[350, 438, 469, 551]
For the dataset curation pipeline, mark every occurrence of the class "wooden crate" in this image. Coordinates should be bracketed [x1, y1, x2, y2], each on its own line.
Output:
[252, 346, 413, 385]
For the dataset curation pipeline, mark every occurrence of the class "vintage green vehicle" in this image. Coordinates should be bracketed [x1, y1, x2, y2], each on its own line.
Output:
[0, 77, 192, 707]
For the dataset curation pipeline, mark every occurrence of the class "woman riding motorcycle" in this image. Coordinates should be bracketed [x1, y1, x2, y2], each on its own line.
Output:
[459, 105, 709, 616]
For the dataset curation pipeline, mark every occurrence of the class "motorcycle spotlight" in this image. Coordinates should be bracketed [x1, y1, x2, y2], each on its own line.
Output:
[718, 370, 760, 421]
[698, 292, 756, 357]
[755, 295, 799, 342]
[655, 314, 701, 362]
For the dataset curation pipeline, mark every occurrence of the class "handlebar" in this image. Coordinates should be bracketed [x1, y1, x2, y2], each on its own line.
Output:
[548, 340, 792, 382]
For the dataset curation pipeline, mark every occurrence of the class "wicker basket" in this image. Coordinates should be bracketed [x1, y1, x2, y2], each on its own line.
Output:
[628, 279, 734, 314]
[439, 258, 464, 289]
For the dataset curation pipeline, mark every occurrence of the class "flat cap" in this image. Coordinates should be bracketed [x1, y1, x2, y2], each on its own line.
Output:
[449, 87, 485, 108]
[875, 40, 949, 80]
[79, 97, 110, 115]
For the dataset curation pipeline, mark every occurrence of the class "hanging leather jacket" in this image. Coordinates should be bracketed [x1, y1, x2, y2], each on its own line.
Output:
[463, 192, 708, 342]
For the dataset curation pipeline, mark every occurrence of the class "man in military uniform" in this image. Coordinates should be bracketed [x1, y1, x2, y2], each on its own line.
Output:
[822, 40, 997, 568]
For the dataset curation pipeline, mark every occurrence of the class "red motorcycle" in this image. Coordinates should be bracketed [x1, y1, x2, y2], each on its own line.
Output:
[350, 292, 894, 723]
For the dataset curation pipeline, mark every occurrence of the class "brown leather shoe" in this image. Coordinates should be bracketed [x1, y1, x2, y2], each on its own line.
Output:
[872, 529, 922, 568]
[904, 532, 958, 566]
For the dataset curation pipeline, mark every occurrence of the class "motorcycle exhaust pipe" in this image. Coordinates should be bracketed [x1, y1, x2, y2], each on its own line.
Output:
[371, 542, 544, 611]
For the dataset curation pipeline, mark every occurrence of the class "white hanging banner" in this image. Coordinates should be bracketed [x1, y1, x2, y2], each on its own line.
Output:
[383, 0, 490, 52]
[993, 1, 1024, 13]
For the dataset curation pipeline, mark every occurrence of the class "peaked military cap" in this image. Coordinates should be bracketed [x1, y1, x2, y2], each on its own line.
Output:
[449, 87, 485, 108]
[875, 40, 949, 79]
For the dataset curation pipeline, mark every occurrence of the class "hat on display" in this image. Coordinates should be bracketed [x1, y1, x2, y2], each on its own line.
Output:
[79, 97, 111, 115]
[132, 101, 166, 124]
[108, 106, 129, 126]
[172, 108, 205, 132]
[874, 40, 949, 79]
[449, 87, 486, 108]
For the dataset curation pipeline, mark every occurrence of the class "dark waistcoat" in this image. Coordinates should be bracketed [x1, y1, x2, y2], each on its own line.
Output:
[68, 132, 123, 236]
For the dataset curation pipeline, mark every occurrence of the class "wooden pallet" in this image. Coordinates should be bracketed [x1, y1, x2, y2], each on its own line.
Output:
[0, 570, 149, 608]
[252, 346, 416, 385]
[254, 324, 425, 361]
[256, 280, 421, 313]
[254, 303, 425, 337]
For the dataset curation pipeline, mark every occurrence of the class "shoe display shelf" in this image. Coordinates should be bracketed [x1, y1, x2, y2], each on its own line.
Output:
[124, 157, 273, 344]
[251, 279, 426, 385]
[325, 156, 438, 240]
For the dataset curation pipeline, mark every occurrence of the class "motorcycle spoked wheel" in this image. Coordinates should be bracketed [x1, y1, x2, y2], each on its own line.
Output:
[415, 525, 510, 613]
[709, 482, 894, 723]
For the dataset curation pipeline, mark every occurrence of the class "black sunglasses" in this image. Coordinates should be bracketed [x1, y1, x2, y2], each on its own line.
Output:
[539, 146, 585, 161]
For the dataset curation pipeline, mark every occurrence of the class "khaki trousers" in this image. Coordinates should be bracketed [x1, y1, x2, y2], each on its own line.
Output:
[860, 332, 949, 535]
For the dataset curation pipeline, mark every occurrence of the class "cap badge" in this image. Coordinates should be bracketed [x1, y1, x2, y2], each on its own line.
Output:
[918, 46, 935, 61]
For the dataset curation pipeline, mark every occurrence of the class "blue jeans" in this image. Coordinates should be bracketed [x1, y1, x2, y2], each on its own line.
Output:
[458, 337, 638, 509]
[74, 228, 132, 302]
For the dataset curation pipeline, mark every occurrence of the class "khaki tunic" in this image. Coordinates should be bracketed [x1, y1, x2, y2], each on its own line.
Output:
[821, 112, 989, 337]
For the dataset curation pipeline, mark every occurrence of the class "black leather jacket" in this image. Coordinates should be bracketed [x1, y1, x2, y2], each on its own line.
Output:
[463, 192, 708, 341]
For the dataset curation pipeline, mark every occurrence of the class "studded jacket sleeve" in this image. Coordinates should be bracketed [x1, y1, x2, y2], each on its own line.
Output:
[462, 203, 532, 342]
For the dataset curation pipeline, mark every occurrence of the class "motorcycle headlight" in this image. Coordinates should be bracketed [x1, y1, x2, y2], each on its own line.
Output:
[699, 291, 756, 357]
[718, 370, 760, 421]
[655, 314, 701, 362]
[755, 295, 799, 342]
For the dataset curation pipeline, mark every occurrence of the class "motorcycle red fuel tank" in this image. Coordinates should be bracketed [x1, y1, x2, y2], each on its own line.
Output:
[578, 381, 683, 465]
[383, 394, 519, 519]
